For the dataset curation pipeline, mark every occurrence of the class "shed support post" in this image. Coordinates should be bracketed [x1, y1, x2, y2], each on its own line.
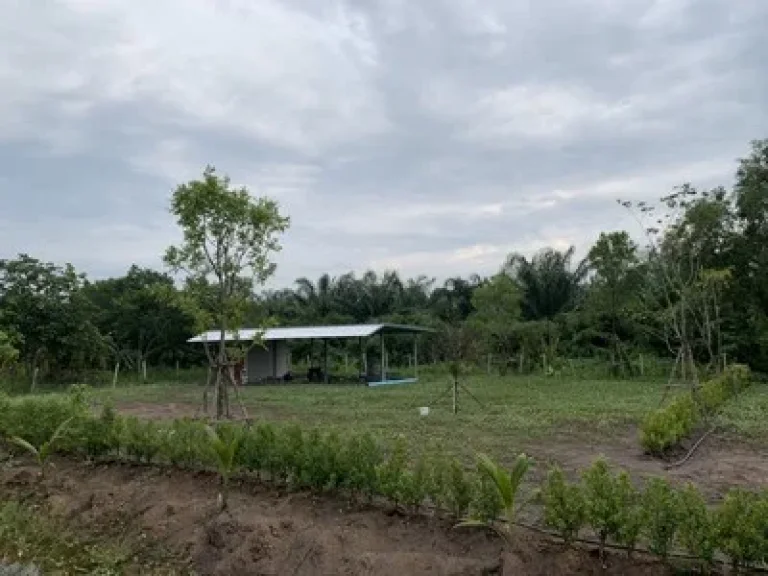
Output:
[323, 339, 329, 384]
[380, 332, 386, 382]
[414, 335, 418, 379]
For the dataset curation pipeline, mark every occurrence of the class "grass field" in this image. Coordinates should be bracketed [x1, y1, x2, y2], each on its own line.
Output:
[90, 373, 670, 459]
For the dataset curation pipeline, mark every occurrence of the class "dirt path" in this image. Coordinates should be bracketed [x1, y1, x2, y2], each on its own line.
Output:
[0, 459, 673, 576]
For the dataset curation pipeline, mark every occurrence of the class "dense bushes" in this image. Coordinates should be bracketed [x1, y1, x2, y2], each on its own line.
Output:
[640, 364, 751, 454]
[541, 459, 768, 570]
[2, 390, 768, 570]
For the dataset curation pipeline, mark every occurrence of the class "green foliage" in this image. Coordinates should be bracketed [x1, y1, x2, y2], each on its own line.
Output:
[159, 417, 210, 468]
[10, 417, 73, 477]
[73, 404, 121, 459]
[121, 416, 161, 463]
[444, 458, 473, 519]
[206, 423, 243, 509]
[458, 453, 532, 540]
[542, 466, 586, 545]
[377, 436, 409, 505]
[581, 458, 625, 555]
[614, 472, 644, 555]
[640, 393, 699, 454]
[0, 394, 86, 447]
[340, 432, 381, 498]
[715, 488, 768, 569]
[0, 500, 128, 574]
[400, 455, 431, 510]
[641, 477, 681, 560]
[677, 483, 717, 566]
[641, 365, 752, 454]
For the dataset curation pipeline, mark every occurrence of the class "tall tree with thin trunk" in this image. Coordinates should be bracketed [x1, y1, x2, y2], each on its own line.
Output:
[165, 166, 289, 419]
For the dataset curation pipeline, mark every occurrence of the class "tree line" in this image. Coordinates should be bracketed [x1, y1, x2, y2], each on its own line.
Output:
[1, 138, 767, 387]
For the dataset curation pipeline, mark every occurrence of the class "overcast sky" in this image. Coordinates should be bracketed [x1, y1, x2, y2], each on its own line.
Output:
[1, 0, 766, 288]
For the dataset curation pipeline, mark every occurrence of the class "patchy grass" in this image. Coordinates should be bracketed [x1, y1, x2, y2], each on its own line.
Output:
[716, 382, 768, 441]
[91, 373, 668, 462]
[0, 498, 183, 574]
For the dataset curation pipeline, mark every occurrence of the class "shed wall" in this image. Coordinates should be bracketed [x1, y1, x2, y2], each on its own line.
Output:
[246, 341, 290, 383]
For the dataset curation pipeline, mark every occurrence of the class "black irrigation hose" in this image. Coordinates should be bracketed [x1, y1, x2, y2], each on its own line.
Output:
[664, 425, 716, 470]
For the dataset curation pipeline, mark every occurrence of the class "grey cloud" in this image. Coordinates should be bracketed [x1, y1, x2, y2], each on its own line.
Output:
[0, 0, 766, 289]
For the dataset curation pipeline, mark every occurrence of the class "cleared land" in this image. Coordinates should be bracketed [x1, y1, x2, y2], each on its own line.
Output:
[91, 372, 768, 497]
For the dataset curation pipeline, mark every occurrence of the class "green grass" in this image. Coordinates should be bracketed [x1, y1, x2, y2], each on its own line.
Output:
[0, 499, 181, 574]
[91, 373, 668, 463]
[716, 382, 768, 441]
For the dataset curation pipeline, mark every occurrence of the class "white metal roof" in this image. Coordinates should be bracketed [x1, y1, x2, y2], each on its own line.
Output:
[187, 323, 431, 343]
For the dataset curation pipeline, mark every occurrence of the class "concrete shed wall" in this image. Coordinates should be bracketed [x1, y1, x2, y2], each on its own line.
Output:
[246, 341, 290, 383]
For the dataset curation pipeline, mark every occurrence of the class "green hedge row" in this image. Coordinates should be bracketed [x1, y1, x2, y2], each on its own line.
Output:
[1, 387, 767, 570]
[640, 364, 751, 454]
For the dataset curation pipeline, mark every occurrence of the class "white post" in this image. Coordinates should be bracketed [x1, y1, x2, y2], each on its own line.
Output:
[112, 361, 120, 388]
[142, 359, 147, 383]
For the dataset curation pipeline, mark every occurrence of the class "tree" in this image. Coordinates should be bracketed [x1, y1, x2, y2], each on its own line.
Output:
[164, 166, 289, 419]
[504, 247, 586, 321]
[585, 232, 640, 373]
[468, 274, 522, 363]
[0, 330, 19, 370]
[86, 266, 196, 376]
[0, 254, 103, 388]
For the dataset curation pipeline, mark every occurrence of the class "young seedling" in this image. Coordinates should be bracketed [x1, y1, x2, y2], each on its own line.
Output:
[457, 452, 533, 542]
[10, 417, 73, 479]
[206, 424, 243, 511]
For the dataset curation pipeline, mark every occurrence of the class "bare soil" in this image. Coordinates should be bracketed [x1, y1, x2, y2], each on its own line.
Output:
[0, 459, 674, 576]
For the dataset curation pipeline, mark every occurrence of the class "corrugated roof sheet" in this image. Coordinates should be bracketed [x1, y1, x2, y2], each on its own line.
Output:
[187, 323, 431, 343]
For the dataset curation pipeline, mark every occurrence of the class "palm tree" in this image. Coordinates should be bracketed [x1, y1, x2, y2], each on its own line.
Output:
[503, 247, 587, 321]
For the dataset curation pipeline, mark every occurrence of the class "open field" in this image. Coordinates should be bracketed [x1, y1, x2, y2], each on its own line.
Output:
[90, 373, 768, 497]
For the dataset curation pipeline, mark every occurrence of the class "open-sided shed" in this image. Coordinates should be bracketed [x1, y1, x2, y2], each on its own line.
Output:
[188, 323, 433, 385]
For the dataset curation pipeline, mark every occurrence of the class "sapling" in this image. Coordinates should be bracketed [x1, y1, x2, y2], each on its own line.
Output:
[10, 417, 73, 479]
[641, 477, 681, 561]
[457, 452, 532, 542]
[582, 458, 623, 560]
[542, 466, 586, 545]
[206, 424, 243, 510]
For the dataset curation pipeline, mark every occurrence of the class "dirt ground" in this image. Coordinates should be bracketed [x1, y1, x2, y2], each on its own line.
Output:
[0, 459, 676, 576]
[116, 401, 768, 500]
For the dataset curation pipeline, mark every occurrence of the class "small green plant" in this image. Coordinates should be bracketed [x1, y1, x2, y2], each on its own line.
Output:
[444, 458, 473, 519]
[581, 458, 624, 559]
[121, 416, 161, 463]
[457, 453, 532, 541]
[614, 472, 644, 557]
[471, 472, 503, 524]
[340, 432, 381, 500]
[206, 424, 243, 510]
[9, 417, 73, 478]
[677, 483, 716, 569]
[641, 477, 680, 561]
[715, 488, 767, 570]
[401, 455, 431, 511]
[377, 435, 408, 506]
[76, 404, 121, 459]
[542, 466, 586, 545]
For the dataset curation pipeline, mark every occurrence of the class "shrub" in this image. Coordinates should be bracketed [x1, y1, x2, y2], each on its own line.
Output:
[444, 458, 473, 519]
[300, 429, 343, 491]
[159, 418, 210, 468]
[641, 477, 681, 560]
[542, 466, 586, 545]
[121, 416, 161, 463]
[715, 488, 767, 569]
[74, 405, 121, 459]
[640, 365, 751, 454]
[401, 455, 431, 510]
[377, 436, 408, 505]
[471, 472, 503, 523]
[614, 472, 644, 556]
[0, 395, 85, 447]
[581, 458, 625, 557]
[340, 432, 381, 499]
[677, 483, 716, 568]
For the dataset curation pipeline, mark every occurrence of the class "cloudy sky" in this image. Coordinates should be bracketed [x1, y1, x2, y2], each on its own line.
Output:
[1, 0, 766, 288]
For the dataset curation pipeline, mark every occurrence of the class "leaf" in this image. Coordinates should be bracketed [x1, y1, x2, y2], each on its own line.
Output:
[9, 436, 39, 459]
